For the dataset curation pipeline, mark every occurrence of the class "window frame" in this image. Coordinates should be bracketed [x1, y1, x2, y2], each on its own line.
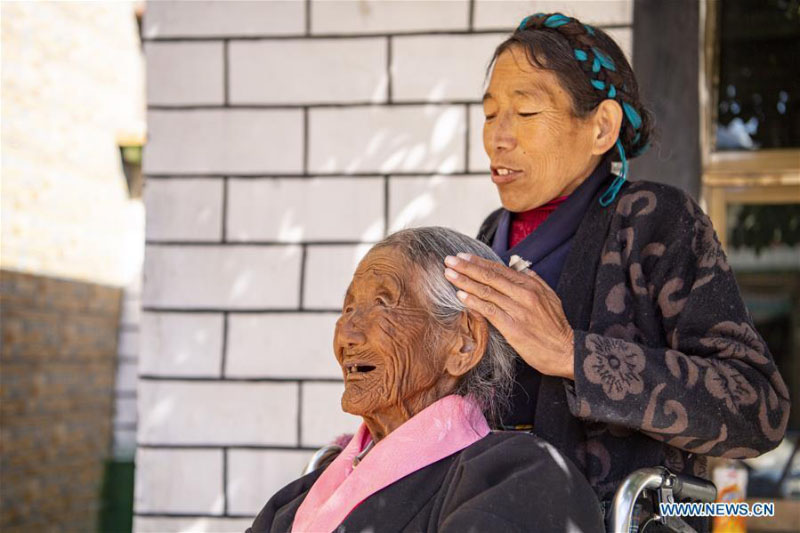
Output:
[699, 0, 800, 248]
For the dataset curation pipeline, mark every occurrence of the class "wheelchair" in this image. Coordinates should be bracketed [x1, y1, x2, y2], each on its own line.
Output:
[303, 441, 717, 533]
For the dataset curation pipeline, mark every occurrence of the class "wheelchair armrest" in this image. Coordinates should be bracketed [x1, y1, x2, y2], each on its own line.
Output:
[608, 467, 666, 533]
[303, 444, 343, 475]
[672, 473, 717, 504]
[607, 466, 717, 533]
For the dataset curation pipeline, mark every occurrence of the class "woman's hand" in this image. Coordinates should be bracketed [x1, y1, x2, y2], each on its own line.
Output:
[444, 253, 575, 380]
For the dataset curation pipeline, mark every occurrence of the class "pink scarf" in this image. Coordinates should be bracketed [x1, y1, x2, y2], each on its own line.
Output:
[291, 395, 490, 532]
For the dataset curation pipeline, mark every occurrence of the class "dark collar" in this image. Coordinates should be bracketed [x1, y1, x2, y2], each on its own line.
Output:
[491, 156, 614, 264]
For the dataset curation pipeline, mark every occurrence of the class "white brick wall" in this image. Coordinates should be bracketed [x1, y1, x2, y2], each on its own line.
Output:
[138, 0, 634, 527]
[226, 313, 341, 379]
[144, 179, 223, 241]
[145, 42, 225, 106]
[301, 383, 361, 448]
[308, 106, 466, 174]
[139, 313, 224, 377]
[135, 449, 224, 514]
[115, 397, 138, 425]
[389, 175, 501, 236]
[143, 1, 305, 38]
[134, 517, 253, 533]
[606, 27, 634, 61]
[144, 110, 303, 175]
[116, 360, 138, 394]
[392, 34, 505, 102]
[302, 244, 372, 309]
[226, 178, 384, 242]
[468, 103, 491, 172]
[311, 0, 469, 35]
[115, 279, 143, 459]
[227, 450, 314, 515]
[138, 381, 297, 445]
[142, 245, 302, 309]
[473, 0, 633, 29]
[117, 329, 140, 359]
[229, 39, 388, 105]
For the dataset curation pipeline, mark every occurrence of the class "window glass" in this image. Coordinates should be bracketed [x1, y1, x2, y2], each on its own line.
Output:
[715, 0, 800, 150]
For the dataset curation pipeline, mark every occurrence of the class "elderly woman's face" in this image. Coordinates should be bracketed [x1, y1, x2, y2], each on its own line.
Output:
[333, 247, 453, 429]
[483, 46, 599, 212]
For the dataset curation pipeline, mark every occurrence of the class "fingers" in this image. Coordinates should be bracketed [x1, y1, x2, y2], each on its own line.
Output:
[444, 266, 521, 315]
[444, 253, 532, 299]
[522, 265, 552, 292]
[452, 286, 515, 333]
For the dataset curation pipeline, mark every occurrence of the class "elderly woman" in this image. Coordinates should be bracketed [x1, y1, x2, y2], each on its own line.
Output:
[441, 11, 790, 518]
[248, 227, 603, 533]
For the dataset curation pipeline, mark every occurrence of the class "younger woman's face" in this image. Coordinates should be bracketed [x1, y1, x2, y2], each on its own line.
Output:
[482, 46, 601, 212]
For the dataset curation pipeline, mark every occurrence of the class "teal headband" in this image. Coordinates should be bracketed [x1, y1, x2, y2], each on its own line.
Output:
[518, 13, 649, 205]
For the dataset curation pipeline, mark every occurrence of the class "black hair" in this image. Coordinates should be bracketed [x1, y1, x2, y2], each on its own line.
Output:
[487, 13, 653, 160]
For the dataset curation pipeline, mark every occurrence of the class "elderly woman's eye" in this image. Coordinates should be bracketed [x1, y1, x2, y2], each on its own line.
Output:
[519, 112, 539, 117]
[343, 305, 355, 314]
[374, 296, 388, 307]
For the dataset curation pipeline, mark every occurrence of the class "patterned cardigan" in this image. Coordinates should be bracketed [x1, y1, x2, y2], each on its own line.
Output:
[477, 180, 791, 501]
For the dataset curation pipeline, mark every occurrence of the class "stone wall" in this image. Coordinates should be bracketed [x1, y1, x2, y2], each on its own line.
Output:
[0, 270, 121, 533]
[1, 2, 145, 531]
[136, 1, 633, 531]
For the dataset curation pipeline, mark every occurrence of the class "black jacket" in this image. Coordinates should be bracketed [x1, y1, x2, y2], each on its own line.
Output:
[247, 432, 604, 532]
[476, 180, 790, 503]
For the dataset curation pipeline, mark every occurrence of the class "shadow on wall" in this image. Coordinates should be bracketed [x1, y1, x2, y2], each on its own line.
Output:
[312, 105, 464, 174]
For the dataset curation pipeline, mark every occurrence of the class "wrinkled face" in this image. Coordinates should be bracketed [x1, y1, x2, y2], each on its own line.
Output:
[483, 46, 598, 212]
[333, 247, 448, 422]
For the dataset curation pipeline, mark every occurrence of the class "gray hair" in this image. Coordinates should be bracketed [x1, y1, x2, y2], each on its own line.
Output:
[371, 226, 516, 428]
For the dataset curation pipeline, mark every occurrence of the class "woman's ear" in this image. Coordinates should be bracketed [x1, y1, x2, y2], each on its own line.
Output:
[444, 310, 489, 378]
[590, 99, 623, 156]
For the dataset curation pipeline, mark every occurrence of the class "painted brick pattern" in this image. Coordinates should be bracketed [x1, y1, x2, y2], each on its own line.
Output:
[143, 1, 305, 38]
[113, 286, 141, 461]
[139, 312, 224, 377]
[144, 110, 303, 175]
[142, 245, 302, 309]
[303, 244, 372, 309]
[134, 517, 254, 532]
[138, 381, 297, 445]
[227, 450, 314, 515]
[473, 0, 633, 29]
[301, 383, 361, 448]
[114, 279, 143, 459]
[308, 106, 467, 174]
[226, 178, 384, 242]
[311, 0, 470, 34]
[139, 1, 633, 529]
[392, 34, 506, 102]
[135, 449, 224, 514]
[144, 178, 224, 241]
[225, 313, 341, 379]
[229, 39, 388, 105]
[145, 42, 225, 106]
[389, 175, 502, 236]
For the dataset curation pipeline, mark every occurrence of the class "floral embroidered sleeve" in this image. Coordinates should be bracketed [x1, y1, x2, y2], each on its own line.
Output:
[564, 183, 790, 458]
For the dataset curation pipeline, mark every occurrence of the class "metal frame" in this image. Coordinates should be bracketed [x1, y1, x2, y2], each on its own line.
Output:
[607, 466, 717, 533]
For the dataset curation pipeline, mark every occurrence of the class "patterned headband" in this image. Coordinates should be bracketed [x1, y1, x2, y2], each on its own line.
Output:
[518, 13, 649, 206]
